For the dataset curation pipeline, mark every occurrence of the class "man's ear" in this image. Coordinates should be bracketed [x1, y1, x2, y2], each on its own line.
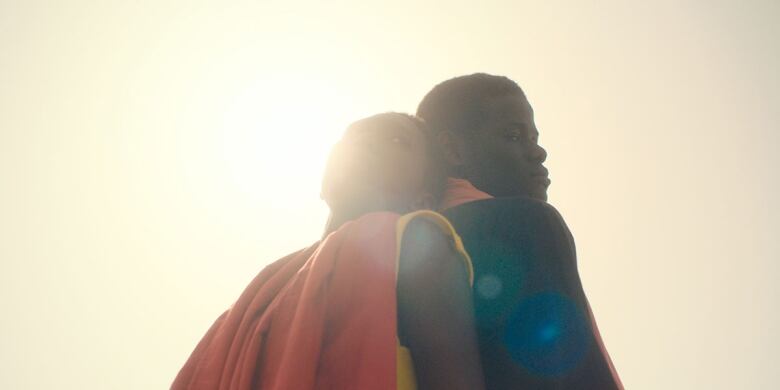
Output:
[437, 130, 466, 167]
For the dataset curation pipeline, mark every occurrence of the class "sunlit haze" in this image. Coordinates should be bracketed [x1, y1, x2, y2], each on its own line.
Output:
[1, 1, 778, 389]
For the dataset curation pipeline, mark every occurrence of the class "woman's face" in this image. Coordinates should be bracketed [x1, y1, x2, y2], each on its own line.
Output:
[322, 115, 433, 214]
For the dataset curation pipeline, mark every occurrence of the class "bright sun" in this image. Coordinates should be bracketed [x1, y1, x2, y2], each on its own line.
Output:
[217, 77, 362, 205]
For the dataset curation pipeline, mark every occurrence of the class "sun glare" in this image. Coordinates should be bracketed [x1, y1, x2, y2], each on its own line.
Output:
[218, 77, 359, 205]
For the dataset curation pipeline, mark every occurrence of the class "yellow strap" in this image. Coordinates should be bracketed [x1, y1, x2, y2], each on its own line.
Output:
[395, 210, 474, 286]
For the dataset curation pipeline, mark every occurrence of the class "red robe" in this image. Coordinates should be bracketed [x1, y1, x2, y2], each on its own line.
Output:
[172, 213, 401, 390]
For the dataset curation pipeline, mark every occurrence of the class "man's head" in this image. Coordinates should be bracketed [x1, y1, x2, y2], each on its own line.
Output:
[417, 73, 550, 201]
[321, 112, 446, 217]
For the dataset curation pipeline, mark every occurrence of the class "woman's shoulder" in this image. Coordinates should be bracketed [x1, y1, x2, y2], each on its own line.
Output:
[397, 210, 474, 286]
[398, 210, 458, 256]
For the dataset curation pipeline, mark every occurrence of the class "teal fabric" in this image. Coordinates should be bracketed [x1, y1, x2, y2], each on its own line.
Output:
[443, 197, 619, 389]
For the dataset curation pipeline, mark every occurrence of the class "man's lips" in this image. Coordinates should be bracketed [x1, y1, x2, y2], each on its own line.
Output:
[532, 175, 551, 188]
[531, 168, 551, 187]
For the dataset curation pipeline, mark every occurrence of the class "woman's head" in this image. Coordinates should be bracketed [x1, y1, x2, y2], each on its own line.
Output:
[321, 113, 445, 217]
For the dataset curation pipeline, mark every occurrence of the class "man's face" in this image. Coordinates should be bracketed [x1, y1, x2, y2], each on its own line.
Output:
[458, 92, 550, 200]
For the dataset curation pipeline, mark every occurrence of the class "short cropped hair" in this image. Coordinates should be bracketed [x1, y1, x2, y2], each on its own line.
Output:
[416, 73, 525, 136]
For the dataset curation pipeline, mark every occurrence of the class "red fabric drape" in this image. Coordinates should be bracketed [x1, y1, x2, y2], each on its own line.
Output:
[172, 213, 400, 390]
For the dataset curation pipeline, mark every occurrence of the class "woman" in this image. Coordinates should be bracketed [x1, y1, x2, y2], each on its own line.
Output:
[172, 113, 485, 390]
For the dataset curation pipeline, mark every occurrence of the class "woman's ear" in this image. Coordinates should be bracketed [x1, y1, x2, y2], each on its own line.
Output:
[437, 130, 465, 167]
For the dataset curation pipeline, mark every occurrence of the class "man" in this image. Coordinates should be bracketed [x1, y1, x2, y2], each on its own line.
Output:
[418, 73, 622, 389]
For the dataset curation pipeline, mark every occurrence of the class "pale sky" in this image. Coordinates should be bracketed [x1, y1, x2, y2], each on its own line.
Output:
[1, 1, 778, 389]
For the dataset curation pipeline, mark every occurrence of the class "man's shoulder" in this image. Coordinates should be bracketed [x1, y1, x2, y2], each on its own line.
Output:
[442, 196, 566, 226]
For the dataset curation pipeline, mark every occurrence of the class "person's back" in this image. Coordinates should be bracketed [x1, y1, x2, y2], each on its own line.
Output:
[443, 198, 618, 389]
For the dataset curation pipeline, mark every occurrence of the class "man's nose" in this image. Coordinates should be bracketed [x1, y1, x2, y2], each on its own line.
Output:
[530, 143, 547, 163]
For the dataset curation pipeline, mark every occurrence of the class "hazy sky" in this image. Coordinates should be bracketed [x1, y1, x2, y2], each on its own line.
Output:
[1, 1, 778, 389]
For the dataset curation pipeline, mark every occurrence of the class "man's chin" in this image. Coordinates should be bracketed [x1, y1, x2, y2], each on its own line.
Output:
[530, 188, 548, 202]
